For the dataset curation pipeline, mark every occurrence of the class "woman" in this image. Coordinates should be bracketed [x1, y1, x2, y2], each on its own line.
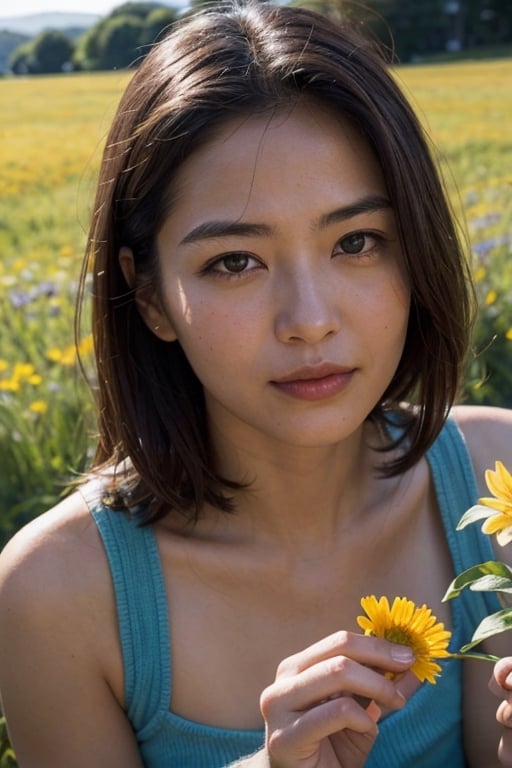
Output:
[0, 3, 511, 766]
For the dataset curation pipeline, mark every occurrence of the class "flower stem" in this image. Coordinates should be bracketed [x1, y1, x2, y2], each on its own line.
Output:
[449, 651, 500, 663]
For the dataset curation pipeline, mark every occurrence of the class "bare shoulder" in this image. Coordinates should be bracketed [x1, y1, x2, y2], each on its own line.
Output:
[0, 487, 119, 680]
[0, 489, 107, 603]
[0, 488, 117, 675]
[0, 492, 140, 767]
[451, 404, 512, 494]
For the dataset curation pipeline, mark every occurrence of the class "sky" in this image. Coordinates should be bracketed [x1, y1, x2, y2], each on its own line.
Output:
[3, 0, 158, 17]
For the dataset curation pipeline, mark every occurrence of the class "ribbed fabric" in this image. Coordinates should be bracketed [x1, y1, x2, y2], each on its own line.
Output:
[83, 418, 500, 767]
[365, 417, 500, 767]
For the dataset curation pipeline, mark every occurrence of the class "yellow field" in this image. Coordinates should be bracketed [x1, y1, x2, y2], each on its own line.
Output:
[398, 59, 512, 147]
[1, 59, 510, 201]
[0, 58, 511, 545]
[0, 56, 511, 768]
[1, 71, 131, 198]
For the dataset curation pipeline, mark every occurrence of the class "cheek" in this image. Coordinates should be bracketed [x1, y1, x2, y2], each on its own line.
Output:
[357, 279, 410, 366]
[168, 296, 252, 375]
[359, 277, 410, 335]
[164, 277, 265, 348]
[383, 273, 411, 338]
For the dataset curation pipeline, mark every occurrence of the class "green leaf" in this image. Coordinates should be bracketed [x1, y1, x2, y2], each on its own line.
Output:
[469, 575, 512, 593]
[456, 504, 494, 530]
[443, 560, 512, 600]
[460, 608, 512, 651]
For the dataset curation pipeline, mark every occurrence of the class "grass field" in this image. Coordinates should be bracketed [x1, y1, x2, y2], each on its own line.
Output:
[0, 71, 130, 540]
[0, 60, 511, 543]
[0, 57, 511, 768]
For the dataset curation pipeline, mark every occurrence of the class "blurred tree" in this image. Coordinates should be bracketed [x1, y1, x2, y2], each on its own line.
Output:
[73, 1, 178, 71]
[73, 24, 101, 70]
[96, 14, 145, 69]
[31, 30, 75, 73]
[9, 31, 74, 74]
[7, 0, 512, 75]
[8, 41, 36, 75]
[142, 7, 178, 46]
[110, 1, 169, 19]
[297, 0, 511, 60]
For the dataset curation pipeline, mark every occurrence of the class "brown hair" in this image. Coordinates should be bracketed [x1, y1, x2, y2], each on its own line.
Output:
[78, 1, 474, 522]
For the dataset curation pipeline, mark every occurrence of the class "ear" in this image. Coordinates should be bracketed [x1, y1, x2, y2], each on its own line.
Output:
[118, 246, 177, 342]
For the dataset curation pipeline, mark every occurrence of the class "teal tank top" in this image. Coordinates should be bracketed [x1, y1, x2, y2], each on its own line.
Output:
[83, 418, 500, 767]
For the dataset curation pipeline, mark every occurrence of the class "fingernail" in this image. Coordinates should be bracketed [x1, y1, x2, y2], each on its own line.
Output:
[391, 644, 414, 663]
[505, 672, 512, 687]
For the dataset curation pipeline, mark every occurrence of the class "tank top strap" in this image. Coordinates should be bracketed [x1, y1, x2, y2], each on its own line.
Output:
[81, 480, 171, 737]
[426, 416, 500, 629]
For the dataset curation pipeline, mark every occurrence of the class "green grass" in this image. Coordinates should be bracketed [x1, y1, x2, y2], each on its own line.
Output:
[0, 56, 511, 768]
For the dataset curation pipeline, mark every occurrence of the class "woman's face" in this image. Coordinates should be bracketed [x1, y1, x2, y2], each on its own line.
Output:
[147, 102, 410, 452]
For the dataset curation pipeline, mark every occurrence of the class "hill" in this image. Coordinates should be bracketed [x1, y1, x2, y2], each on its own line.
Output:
[0, 12, 99, 37]
[0, 13, 100, 73]
[0, 29, 30, 74]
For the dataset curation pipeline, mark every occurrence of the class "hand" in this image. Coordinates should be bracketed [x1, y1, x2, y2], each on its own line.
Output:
[490, 658, 512, 766]
[259, 630, 414, 768]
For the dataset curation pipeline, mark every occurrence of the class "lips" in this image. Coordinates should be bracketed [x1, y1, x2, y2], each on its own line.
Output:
[273, 363, 353, 383]
[271, 363, 355, 401]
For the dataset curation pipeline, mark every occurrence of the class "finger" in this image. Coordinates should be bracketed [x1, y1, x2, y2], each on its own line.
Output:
[365, 700, 382, 723]
[490, 658, 512, 697]
[330, 722, 379, 765]
[498, 733, 512, 768]
[498, 699, 512, 728]
[267, 694, 379, 761]
[276, 630, 414, 678]
[262, 655, 406, 719]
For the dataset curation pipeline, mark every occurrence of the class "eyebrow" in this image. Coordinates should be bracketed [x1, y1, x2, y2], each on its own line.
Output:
[316, 194, 392, 229]
[179, 194, 392, 245]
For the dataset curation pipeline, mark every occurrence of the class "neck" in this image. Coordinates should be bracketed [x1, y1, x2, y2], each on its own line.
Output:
[201, 420, 392, 554]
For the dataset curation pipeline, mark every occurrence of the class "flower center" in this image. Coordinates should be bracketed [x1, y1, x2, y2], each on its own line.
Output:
[384, 627, 414, 646]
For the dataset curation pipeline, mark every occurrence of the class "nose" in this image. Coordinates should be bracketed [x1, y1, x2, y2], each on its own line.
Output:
[274, 266, 341, 345]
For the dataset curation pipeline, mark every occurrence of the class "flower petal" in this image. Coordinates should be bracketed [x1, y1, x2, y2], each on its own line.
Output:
[496, 526, 512, 547]
[483, 514, 512, 536]
[485, 462, 512, 504]
[357, 595, 451, 685]
[479, 497, 512, 514]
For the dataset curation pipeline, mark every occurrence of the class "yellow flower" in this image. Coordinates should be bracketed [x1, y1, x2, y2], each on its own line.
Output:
[60, 346, 77, 366]
[47, 348, 63, 363]
[47, 345, 77, 366]
[59, 244, 74, 258]
[479, 461, 512, 546]
[13, 363, 35, 381]
[78, 334, 93, 357]
[484, 289, 497, 306]
[357, 596, 451, 684]
[12, 258, 26, 273]
[29, 400, 48, 415]
[506, 328, 512, 341]
[0, 378, 19, 392]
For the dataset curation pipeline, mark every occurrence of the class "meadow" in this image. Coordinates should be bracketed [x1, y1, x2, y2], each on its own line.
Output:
[0, 57, 511, 767]
[0, 60, 511, 545]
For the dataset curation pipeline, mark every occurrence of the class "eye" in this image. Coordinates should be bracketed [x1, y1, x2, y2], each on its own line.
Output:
[201, 252, 262, 277]
[218, 253, 252, 273]
[334, 231, 383, 258]
[340, 232, 366, 254]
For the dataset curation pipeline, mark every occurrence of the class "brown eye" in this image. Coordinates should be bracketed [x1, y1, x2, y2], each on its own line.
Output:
[201, 251, 262, 279]
[222, 253, 250, 272]
[340, 233, 366, 254]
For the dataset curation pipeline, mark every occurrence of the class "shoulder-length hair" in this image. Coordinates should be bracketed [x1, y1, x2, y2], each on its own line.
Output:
[78, 0, 475, 522]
